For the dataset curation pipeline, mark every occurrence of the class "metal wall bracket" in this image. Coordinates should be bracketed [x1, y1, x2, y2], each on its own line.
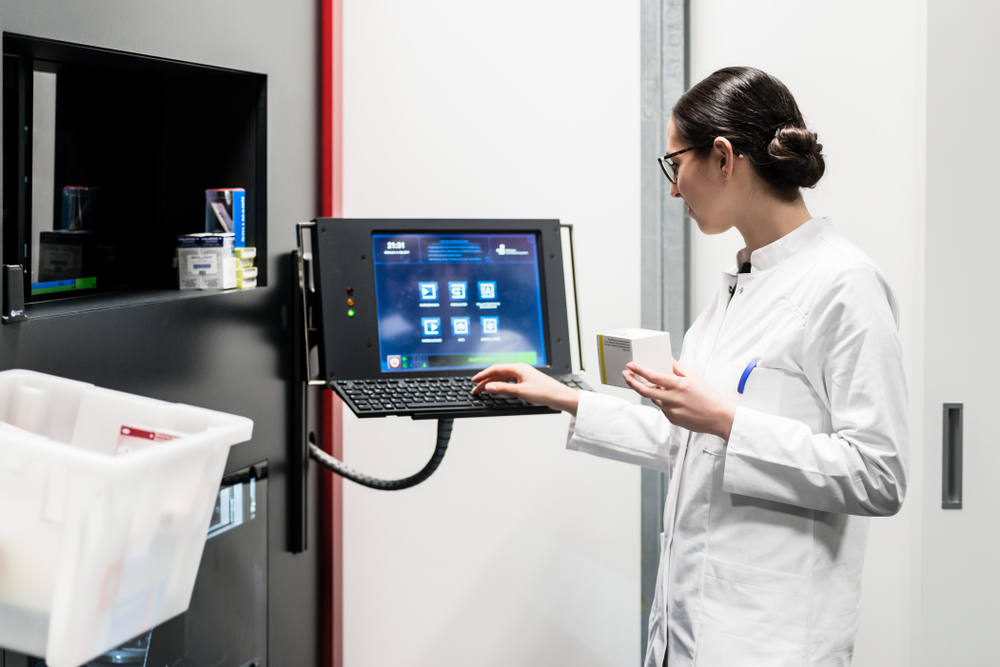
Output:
[289, 221, 324, 553]
[559, 224, 585, 373]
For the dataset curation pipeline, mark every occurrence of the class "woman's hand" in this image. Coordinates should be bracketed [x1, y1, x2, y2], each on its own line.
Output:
[623, 361, 736, 440]
[472, 363, 580, 416]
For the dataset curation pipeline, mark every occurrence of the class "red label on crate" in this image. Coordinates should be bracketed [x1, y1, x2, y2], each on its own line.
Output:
[116, 425, 179, 455]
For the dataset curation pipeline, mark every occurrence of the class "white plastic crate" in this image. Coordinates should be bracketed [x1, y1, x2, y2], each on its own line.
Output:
[0, 370, 253, 667]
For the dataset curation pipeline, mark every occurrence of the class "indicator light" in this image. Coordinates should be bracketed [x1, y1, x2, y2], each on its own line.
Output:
[347, 298, 354, 306]
[346, 287, 354, 295]
[347, 309, 355, 317]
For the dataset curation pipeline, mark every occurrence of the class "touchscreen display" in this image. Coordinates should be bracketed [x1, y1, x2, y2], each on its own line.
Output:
[372, 233, 547, 372]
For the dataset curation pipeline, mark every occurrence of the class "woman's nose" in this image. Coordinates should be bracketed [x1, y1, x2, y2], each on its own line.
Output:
[670, 180, 681, 199]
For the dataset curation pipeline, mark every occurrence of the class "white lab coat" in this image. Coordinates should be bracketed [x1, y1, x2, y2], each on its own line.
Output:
[568, 218, 908, 667]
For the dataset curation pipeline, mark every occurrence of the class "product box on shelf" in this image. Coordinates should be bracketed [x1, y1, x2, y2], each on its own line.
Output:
[177, 233, 236, 290]
[204, 189, 246, 248]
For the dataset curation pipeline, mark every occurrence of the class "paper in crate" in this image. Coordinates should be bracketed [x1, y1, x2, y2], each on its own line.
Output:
[0, 370, 253, 667]
[597, 328, 674, 388]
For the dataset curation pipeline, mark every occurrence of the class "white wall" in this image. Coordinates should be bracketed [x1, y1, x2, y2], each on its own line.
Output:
[342, 2, 643, 665]
[688, 2, 927, 666]
[921, 1, 1000, 664]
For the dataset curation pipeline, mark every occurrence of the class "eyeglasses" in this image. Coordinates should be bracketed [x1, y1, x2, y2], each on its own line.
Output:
[657, 146, 698, 185]
[658, 145, 744, 184]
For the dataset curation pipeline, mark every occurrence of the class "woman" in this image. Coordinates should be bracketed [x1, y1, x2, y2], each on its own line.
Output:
[472, 67, 908, 667]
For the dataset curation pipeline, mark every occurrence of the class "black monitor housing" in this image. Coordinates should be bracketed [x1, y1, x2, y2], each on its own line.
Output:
[309, 218, 575, 384]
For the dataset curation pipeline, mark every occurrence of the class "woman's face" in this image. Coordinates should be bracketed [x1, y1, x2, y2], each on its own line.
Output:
[666, 117, 733, 236]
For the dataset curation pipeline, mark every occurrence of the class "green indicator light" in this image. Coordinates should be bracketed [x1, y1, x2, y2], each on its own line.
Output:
[347, 309, 355, 317]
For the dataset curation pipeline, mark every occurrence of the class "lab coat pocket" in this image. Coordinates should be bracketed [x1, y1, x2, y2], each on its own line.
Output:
[703, 363, 784, 457]
[695, 556, 808, 667]
[737, 365, 783, 415]
[777, 370, 828, 434]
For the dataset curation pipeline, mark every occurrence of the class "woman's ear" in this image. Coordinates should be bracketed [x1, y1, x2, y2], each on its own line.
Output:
[713, 136, 737, 179]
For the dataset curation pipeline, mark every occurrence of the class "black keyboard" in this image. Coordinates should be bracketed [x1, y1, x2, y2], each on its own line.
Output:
[333, 374, 592, 420]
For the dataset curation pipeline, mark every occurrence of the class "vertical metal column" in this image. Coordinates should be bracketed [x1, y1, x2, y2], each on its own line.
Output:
[320, 1, 345, 663]
[639, 0, 689, 659]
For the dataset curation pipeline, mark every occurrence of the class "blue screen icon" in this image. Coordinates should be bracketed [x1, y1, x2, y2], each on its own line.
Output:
[422, 317, 442, 336]
[480, 316, 499, 334]
[418, 282, 438, 301]
[451, 316, 471, 335]
[478, 281, 497, 300]
[448, 281, 467, 301]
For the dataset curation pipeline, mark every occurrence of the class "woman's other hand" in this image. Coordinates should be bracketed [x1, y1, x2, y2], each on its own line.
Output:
[623, 361, 736, 440]
[472, 363, 580, 416]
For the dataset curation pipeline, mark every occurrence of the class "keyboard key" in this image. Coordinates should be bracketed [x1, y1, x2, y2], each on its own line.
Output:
[405, 401, 471, 409]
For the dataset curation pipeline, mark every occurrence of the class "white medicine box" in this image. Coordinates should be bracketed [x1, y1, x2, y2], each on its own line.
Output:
[0, 370, 253, 667]
[597, 328, 674, 388]
[177, 233, 236, 290]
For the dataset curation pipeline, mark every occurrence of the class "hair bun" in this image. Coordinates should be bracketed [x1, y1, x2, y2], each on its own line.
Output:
[767, 126, 825, 189]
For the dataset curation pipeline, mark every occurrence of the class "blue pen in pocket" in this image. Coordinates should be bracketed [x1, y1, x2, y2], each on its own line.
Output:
[738, 361, 757, 394]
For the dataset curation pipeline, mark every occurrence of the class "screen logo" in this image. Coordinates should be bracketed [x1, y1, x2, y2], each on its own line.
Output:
[451, 316, 471, 335]
[448, 281, 467, 300]
[418, 281, 439, 301]
[387, 355, 402, 369]
[478, 281, 497, 300]
[495, 243, 528, 256]
[421, 317, 442, 336]
[481, 316, 499, 334]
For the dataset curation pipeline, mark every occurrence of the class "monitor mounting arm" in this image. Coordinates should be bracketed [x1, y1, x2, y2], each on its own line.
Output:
[288, 222, 456, 550]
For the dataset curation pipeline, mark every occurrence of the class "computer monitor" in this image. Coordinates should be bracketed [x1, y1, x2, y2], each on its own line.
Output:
[310, 219, 575, 383]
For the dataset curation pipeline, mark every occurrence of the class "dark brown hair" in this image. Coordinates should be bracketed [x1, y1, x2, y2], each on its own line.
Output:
[672, 66, 824, 201]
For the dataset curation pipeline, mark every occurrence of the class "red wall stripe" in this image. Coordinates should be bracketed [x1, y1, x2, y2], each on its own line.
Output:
[320, 0, 344, 666]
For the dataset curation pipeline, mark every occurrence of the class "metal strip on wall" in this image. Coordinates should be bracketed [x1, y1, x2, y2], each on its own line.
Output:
[639, 0, 688, 658]
[321, 0, 345, 665]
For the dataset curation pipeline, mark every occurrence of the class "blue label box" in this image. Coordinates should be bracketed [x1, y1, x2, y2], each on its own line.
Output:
[205, 189, 247, 248]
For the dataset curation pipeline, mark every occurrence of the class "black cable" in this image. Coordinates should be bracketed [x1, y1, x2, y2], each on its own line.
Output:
[307, 418, 453, 490]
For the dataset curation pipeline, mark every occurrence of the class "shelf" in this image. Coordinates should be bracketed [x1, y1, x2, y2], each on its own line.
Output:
[23, 286, 264, 321]
[3, 33, 268, 305]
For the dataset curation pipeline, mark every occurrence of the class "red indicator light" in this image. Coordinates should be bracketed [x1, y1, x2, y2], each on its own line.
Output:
[346, 287, 354, 295]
